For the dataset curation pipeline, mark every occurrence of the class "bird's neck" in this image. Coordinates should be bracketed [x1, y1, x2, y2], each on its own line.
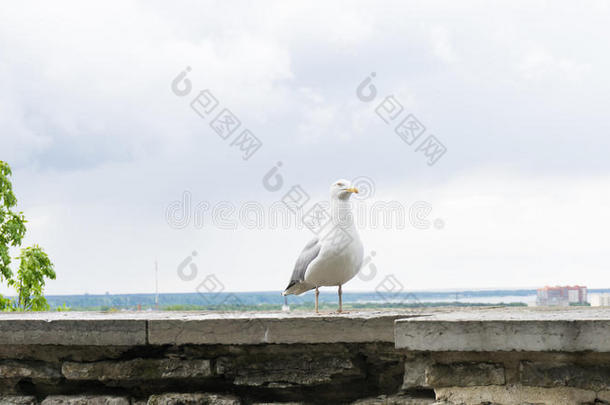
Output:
[330, 198, 355, 229]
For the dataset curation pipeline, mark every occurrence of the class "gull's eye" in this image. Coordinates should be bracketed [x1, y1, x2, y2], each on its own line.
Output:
[336, 182, 344, 187]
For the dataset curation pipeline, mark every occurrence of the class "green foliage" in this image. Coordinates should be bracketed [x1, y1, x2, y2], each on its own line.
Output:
[0, 294, 11, 309]
[8, 246, 56, 311]
[0, 161, 55, 311]
[0, 161, 27, 283]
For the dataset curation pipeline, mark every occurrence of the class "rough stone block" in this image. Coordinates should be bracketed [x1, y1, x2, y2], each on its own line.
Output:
[146, 393, 241, 405]
[425, 362, 505, 387]
[0, 360, 61, 380]
[62, 358, 212, 381]
[216, 352, 362, 386]
[402, 355, 433, 390]
[0, 345, 132, 363]
[41, 396, 130, 405]
[0, 396, 37, 405]
[520, 361, 610, 391]
[435, 384, 596, 405]
[351, 394, 437, 404]
[252, 403, 305, 405]
[598, 390, 610, 402]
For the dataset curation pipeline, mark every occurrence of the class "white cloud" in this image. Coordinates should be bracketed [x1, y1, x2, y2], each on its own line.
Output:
[1, 0, 610, 293]
[429, 25, 457, 64]
[517, 49, 592, 82]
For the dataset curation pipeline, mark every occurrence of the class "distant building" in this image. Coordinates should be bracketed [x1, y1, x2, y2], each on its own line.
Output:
[536, 286, 587, 306]
[590, 293, 610, 307]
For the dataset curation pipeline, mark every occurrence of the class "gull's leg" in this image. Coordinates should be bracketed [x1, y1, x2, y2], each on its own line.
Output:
[337, 285, 343, 313]
[315, 287, 319, 314]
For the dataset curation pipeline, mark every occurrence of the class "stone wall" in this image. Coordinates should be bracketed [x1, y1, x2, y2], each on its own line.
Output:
[400, 351, 610, 405]
[0, 308, 608, 404]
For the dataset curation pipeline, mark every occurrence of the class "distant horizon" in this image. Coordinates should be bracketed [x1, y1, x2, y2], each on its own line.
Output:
[32, 286, 610, 298]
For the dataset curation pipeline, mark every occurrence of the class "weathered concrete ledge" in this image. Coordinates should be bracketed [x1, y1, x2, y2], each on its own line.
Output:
[147, 310, 429, 345]
[395, 307, 610, 352]
[3, 307, 608, 350]
[0, 310, 426, 346]
[0, 313, 147, 346]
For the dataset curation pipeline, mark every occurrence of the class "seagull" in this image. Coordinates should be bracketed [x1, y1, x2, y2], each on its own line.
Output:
[282, 179, 364, 313]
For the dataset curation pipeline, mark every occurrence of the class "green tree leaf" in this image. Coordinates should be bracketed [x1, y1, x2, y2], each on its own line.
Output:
[0, 161, 27, 282]
[0, 160, 55, 311]
[9, 245, 56, 311]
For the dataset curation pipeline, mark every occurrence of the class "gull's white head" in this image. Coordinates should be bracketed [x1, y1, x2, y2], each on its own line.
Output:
[330, 179, 359, 201]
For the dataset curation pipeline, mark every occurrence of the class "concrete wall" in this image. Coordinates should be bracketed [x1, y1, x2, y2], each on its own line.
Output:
[0, 308, 608, 405]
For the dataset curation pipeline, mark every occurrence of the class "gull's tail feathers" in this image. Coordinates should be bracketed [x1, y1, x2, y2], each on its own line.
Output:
[282, 280, 315, 296]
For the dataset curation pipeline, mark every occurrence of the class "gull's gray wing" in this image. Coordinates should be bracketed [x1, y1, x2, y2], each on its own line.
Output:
[283, 237, 321, 294]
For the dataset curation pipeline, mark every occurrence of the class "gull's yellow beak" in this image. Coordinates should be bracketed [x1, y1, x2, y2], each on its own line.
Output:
[346, 187, 359, 194]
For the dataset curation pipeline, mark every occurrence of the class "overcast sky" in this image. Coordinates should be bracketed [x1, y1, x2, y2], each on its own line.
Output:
[1, 0, 609, 295]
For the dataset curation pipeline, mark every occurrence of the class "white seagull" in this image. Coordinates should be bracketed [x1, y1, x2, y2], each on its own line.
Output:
[282, 179, 364, 313]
